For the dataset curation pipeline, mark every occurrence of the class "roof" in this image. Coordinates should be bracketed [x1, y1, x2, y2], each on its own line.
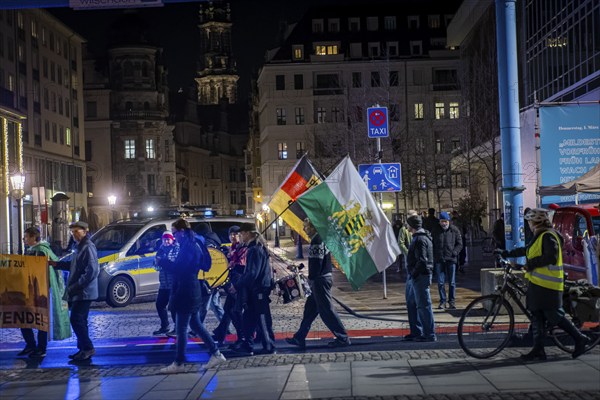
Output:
[539, 163, 600, 196]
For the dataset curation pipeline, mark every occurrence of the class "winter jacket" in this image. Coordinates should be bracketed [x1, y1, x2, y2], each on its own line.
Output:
[54, 235, 99, 301]
[161, 234, 204, 313]
[307, 233, 333, 280]
[431, 224, 463, 263]
[235, 238, 272, 293]
[155, 243, 178, 290]
[26, 241, 59, 261]
[406, 229, 434, 279]
[397, 226, 412, 256]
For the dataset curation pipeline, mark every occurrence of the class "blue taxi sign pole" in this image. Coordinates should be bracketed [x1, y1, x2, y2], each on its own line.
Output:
[368, 105, 389, 299]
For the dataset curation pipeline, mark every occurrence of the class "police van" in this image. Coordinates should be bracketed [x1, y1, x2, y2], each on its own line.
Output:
[75, 215, 251, 307]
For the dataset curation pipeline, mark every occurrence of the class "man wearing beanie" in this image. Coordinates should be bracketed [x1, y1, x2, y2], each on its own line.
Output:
[404, 215, 436, 342]
[431, 211, 463, 310]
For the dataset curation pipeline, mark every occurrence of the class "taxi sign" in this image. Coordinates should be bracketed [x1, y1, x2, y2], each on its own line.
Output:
[367, 107, 389, 138]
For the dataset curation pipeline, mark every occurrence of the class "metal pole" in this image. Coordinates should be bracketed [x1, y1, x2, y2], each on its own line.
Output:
[377, 136, 387, 299]
[274, 216, 280, 248]
[17, 197, 24, 255]
[496, 0, 525, 251]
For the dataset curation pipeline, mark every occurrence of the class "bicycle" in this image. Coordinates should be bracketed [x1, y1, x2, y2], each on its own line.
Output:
[457, 254, 600, 359]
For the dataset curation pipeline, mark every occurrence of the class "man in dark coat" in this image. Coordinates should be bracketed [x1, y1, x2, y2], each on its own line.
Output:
[404, 215, 436, 342]
[423, 208, 438, 233]
[431, 211, 463, 309]
[51, 221, 99, 361]
[285, 218, 350, 350]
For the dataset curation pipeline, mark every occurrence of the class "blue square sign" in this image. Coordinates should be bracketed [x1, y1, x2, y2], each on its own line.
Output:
[367, 107, 389, 138]
[358, 163, 402, 192]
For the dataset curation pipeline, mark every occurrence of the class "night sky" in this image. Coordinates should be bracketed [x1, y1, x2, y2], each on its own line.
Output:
[48, 0, 372, 103]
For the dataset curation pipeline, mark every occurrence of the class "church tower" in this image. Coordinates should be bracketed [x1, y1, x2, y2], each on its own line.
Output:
[196, 1, 239, 105]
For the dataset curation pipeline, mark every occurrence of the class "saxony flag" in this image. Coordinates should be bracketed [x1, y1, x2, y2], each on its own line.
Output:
[296, 156, 400, 289]
[268, 155, 323, 241]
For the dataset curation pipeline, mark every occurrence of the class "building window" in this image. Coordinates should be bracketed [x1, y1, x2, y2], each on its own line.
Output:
[312, 19, 324, 33]
[292, 45, 304, 60]
[276, 108, 286, 125]
[59, 126, 64, 145]
[230, 190, 237, 204]
[389, 71, 399, 86]
[164, 140, 170, 162]
[436, 168, 446, 188]
[452, 137, 461, 151]
[147, 174, 156, 195]
[277, 142, 288, 160]
[315, 44, 338, 55]
[295, 107, 305, 125]
[414, 103, 424, 119]
[417, 169, 426, 189]
[386, 42, 398, 56]
[52, 123, 57, 142]
[416, 137, 425, 154]
[410, 41, 422, 55]
[428, 15, 440, 28]
[275, 75, 285, 90]
[51, 92, 56, 112]
[348, 17, 360, 31]
[66, 127, 71, 146]
[125, 175, 136, 197]
[370, 71, 381, 87]
[146, 138, 155, 159]
[316, 107, 327, 123]
[86, 101, 97, 118]
[449, 102, 459, 119]
[349, 42, 362, 58]
[58, 95, 63, 115]
[328, 18, 339, 32]
[389, 104, 399, 121]
[435, 102, 445, 119]
[294, 74, 303, 90]
[166, 176, 171, 195]
[368, 42, 379, 57]
[43, 88, 49, 109]
[366, 16, 378, 31]
[352, 72, 362, 88]
[384, 16, 396, 30]
[435, 139, 444, 154]
[124, 139, 136, 159]
[408, 15, 419, 29]
[65, 99, 70, 117]
[44, 120, 49, 140]
[332, 107, 343, 122]
[296, 142, 305, 159]
[229, 167, 237, 182]
[452, 172, 463, 188]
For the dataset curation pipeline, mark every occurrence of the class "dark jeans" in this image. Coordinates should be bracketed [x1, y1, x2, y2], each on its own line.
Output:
[295, 275, 348, 342]
[435, 261, 456, 305]
[406, 274, 436, 340]
[70, 300, 93, 351]
[175, 310, 217, 364]
[242, 288, 275, 350]
[156, 288, 175, 329]
[21, 328, 48, 351]
[213, 292, 243, 341]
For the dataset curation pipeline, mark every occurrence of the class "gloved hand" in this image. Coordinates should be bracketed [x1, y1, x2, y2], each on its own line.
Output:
[494, 249, 509, 258]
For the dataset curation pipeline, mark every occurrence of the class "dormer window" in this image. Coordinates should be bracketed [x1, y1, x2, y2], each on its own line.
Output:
[312, 19, 324, 33]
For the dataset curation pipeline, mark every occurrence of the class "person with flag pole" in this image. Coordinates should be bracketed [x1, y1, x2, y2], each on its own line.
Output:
[285, 218, 351, 350]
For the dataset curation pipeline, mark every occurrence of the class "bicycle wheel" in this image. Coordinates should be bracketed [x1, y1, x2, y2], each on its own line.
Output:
[551, 319, 600, 354]
[458, 294, 515, 358]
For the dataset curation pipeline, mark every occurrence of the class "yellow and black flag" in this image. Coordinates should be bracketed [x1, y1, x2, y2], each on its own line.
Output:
[268, 155, 322, 241]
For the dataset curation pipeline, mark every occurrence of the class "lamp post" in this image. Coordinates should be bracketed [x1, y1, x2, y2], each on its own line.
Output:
[274, 216, 280, 248]
[262, 203, 270, 241]
[107, 194, 116, 222]
[10, 173, 25, 255]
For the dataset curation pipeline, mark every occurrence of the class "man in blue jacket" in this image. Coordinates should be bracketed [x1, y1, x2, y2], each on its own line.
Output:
[431, 211, 463, 310]
[229, 222, 275, 355]
[51, 221, 99, 361]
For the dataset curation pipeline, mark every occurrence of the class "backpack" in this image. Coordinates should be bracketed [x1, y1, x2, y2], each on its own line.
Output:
[195, 234, 212, 272]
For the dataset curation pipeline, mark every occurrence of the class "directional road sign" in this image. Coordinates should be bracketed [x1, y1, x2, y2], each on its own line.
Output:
[358, 163, 402, 192]
[367, 107, 389, 138]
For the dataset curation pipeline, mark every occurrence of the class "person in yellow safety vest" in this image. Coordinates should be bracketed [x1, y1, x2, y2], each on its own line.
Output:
[497, 208, 591, 361]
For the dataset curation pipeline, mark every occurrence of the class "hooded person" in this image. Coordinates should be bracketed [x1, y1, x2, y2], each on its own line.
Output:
[431, 211, 463, 310]
[403, 215, 436, 342]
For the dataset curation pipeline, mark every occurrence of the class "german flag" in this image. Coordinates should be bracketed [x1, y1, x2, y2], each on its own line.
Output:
[268, 156, 322, 241]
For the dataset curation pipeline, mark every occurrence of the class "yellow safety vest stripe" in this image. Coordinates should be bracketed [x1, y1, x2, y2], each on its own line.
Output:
[525, 230, 563, 291]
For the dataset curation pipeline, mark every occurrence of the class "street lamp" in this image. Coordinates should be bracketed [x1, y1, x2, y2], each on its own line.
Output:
[107, 194, 117, 222]
[10, 173, 25, 255]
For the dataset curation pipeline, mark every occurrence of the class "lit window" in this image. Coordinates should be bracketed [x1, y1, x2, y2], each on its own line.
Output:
[435, 139, 444, 154]
[295, 107, 305, 125]
[278, 142, 288, 160]
[293, 45, 303, 60]
[276, 108, 286, 125]
[31, 20, 38, 38]
[66, 127, 71, 146]
[315, 45, 338, 55]
[125, 139, 136, 159]
[316, 107, 327, 123]
[146, 138, 155, 159]
[435, 102, 445, 119]
[449, 102, 459, 119]
[296, 142, 305, 159]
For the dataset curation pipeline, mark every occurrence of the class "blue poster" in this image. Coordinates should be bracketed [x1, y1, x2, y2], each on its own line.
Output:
[539, 104, 600, 205]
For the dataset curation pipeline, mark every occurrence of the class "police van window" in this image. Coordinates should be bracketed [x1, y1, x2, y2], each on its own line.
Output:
[209, 221, 235, 244]
[93, 225, 141, 251]
[136, 225, 166, 254]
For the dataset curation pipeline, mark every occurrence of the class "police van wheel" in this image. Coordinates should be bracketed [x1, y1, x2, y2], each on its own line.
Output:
[107, 276, 134, 307]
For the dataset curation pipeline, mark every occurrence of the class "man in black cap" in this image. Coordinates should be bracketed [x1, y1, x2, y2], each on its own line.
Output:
[404, 215, 436, 342]
[50, 221, 99, 361]
[229, 222, 275, 355]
